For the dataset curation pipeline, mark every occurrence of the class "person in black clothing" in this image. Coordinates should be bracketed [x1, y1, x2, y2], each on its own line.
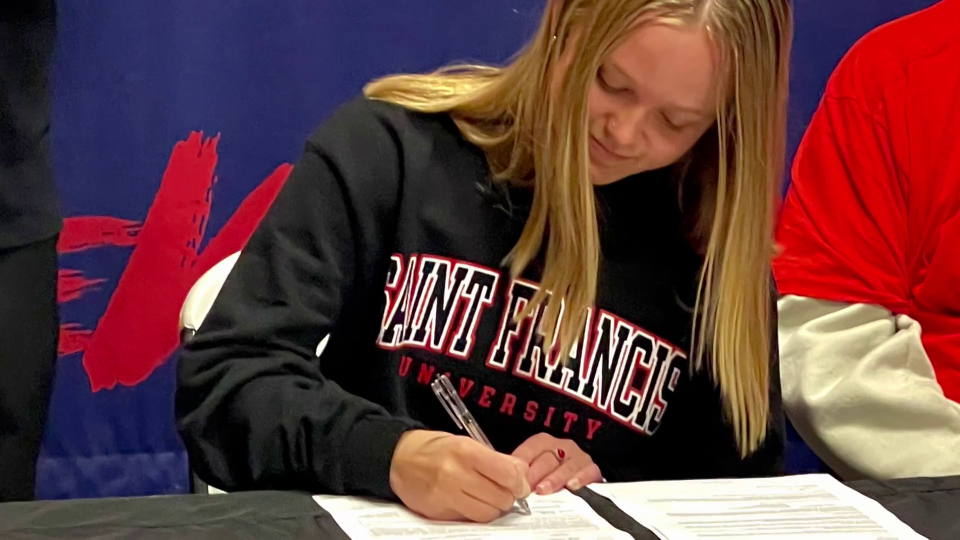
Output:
[0, 0, 59, 502]
[177, 0, 793, 523]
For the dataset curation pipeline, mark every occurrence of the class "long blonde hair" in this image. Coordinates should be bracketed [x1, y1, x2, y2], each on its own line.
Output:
[364, 0, 792, 456]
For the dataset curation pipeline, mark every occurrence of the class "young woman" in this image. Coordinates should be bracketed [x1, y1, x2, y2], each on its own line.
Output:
[176, 0, 793, 523]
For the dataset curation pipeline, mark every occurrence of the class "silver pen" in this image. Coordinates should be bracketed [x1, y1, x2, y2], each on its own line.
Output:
[431, 374, 532, 515]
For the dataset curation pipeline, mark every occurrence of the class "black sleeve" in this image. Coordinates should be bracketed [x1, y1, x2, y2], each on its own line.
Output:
[175, 99, 423, 499]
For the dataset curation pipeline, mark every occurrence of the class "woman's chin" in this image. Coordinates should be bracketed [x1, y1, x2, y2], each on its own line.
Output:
[589, 167, 626, 186]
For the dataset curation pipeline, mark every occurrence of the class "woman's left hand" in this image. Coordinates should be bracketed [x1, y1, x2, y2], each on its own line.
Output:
[512, 433, 603, 495]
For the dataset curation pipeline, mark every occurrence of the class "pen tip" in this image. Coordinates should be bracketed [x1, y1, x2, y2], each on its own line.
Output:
[517, 499, 532, 515]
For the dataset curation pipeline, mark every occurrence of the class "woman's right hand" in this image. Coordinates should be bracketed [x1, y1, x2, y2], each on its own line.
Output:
[389, 430, 532, 523]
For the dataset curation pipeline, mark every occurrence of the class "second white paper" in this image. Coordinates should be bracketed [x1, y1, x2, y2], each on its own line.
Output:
[591, 474, 926, 540]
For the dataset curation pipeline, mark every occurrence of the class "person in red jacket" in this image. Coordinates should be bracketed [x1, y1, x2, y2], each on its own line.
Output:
[774, 0, 960, 480]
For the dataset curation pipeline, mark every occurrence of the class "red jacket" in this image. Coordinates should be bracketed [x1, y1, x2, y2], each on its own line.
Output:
[774, 0, 960, 402]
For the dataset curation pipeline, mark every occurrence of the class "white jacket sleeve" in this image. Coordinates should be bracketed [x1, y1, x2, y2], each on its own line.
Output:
[778, 294, 960, 479]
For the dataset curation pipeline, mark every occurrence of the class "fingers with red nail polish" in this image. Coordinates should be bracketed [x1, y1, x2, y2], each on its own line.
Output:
[511, 433, 602, 495]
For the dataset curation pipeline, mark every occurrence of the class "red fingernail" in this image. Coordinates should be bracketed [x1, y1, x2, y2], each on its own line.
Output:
[557, 449, 566, 460]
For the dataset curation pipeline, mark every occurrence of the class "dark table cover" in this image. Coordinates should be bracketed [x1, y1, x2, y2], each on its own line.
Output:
[1, 476, 957, 540]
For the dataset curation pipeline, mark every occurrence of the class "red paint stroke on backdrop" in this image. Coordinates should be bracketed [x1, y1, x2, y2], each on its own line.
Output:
[56, 131, 291, 391]
[59, 324, 94, 356]
[57, 270, 107, 303]
[190, 161, 292, 280]
[82, 132, 219, 390]
[58, 217, 141, 253]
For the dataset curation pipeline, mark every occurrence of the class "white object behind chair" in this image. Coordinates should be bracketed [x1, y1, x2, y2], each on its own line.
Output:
[179, 252, 242, 336]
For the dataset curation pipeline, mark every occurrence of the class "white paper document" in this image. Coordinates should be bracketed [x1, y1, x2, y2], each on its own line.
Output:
[313, 491, 632, 540]
[591, 474, 926, 540]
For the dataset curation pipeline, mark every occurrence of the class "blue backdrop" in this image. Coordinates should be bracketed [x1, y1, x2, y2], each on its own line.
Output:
[40, 0, 941, 499]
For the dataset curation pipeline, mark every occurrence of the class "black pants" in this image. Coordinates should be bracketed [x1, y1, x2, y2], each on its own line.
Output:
[0, 236, 58, 502]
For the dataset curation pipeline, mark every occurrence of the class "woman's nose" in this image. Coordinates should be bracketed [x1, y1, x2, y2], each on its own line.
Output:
[605, 107, 645, 150]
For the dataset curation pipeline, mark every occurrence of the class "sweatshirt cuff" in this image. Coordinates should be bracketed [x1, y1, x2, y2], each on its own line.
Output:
[342, 416, 422, 499]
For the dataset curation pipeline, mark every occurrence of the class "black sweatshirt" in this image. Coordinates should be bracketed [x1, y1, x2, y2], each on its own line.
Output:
[175, 97, 784, 500]
[0, 0, 60, 249]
